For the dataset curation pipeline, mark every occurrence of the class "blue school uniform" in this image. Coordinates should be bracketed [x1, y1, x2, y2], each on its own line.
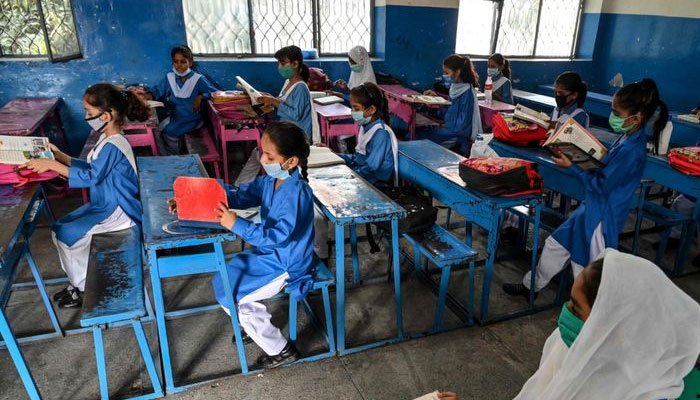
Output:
[552, 103, 590, 130]
[54, 135, 141, 246]
[419, 83, 479, 154]
[340, 119, 395, 185]
[491, 72, 513, 104]
[212, 169, 315, 306]
[277, 81, 314, 142]
[150, 70, 218, 138]
[550, 122, 651, 266]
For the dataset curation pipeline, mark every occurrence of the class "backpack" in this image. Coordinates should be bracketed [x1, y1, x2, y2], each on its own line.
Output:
[668, 147, 700, 176]
[458, 157, 543, 197]
[492, 112, 548, 147]
[0, 164, 58, 187]
[375, 186, 437, 234]
[308, 67, 332, 92]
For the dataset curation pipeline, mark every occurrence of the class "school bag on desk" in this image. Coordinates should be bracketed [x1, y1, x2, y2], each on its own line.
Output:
[308, 68, 332, 92]
[458, 157, 543, 197]
[492, 112, 548, 147]
[0, 165, 58, 187]
[668, 147, 700, 176]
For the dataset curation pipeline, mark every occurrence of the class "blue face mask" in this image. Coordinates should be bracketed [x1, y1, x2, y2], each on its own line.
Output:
[352, 110, 372, 126]
[487, 67, 499, 76]
[262, 160, 291, 180]
[442, 74, 453, 86]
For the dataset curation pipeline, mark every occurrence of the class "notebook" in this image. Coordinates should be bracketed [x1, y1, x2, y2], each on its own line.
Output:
[403, 95, 451, 105]
[543, 118, 607, 170]
[314, 95, 344, 105]
[173, 177, 228, 229]
[308, 146, 346, 168]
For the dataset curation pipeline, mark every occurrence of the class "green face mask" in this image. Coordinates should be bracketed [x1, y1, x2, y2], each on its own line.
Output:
[278, 64, 295, 79]
[558, 302, 584, 348]
[608, 112, 638, 134]
[350, 63, 364, 73]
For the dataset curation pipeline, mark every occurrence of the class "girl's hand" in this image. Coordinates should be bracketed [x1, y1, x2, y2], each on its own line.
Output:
[22, 159, 57, 174]
[424, 89, 438, 96]
[552, 151, 573, 168]
[258, 95, 281, 108]
[48, 143, 61, 153]
[129, 86, 152, 101]
[334, 79, 348, 90]
[437, 392, 458, 400]
[167, 198, 177, 214]
[192, 95, 203, 112]
[215, 201, 237, 230]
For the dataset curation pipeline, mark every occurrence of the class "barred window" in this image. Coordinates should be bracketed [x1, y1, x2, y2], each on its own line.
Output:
[0, 0, 81, 61]
[456, 0, 583, 58]
[183, 0, 372, 56]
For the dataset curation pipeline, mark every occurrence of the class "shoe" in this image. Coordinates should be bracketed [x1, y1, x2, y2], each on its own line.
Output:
[502, 283, 538, 302]
[232, 330, 254, 345]
[53, 286, 72, 302]
[258, 342, 299, 369]
[58, 287, 83, 308]
[652, 237, 680, 251]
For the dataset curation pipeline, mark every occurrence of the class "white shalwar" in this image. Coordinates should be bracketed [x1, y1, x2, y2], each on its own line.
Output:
[221, 272, 290, 356]
[515, 249, 700, 400]
[523, 223, 605, 291]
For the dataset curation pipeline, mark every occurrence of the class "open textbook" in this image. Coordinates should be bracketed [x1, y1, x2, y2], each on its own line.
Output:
[513, 104, 551, 128]
[236, 76, 264, 106]
[403, 94, 451, 106]
[543, 118, 607, 170]
[0, 135, 54, 165]
[308, 145, 346, 168]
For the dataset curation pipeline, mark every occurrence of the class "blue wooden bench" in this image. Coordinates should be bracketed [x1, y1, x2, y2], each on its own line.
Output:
[286, 258, 335, 360]
[402, 224, 478, 331]
[80, 227, 163, 400]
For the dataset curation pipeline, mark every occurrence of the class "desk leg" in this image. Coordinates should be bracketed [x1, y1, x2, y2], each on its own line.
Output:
[675, 204, 699, 276]
[409, 110, 416, 140]
[220, 127, 229, 184]
[213, 242, 249, 374]
[349, 225, 360, 284]
[0, 311, 41, 400]
[529, 203, 541, 307]
[335, 224, 346, 353]
[25, 245, 63, 336]
[147, 249, 175, 392]
[148, 128, 159, 156]
[391, 219, 404, 338]
[321, 117, 329, 147]
[479, 211, 502, 321]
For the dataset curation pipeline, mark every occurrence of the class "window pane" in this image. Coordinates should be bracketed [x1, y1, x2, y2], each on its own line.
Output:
[318, 0, 371, 55]
[0, 0, 46, 56]
[455, 0, 496, 55]
[182, 0, 251, 54]
[535, 0, 580, 57]
[496, 0, 539, 56]
[252, 0, 314, 55]
[40, 0, 80, 60]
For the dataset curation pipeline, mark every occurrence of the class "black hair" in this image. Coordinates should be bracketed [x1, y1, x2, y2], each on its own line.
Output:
[84, 83, 150, 125]
[555, 71, 588, 107]
[349, 82, 391, 125]
[274, 45, 310, 82]
[171, 44, 194, 64]
[614, 79, 669, 154]
[264, 121, 311, 180]
[443, 54, 479, 89]
[582, 258, 604, 307]
[488, 53, 511, 80]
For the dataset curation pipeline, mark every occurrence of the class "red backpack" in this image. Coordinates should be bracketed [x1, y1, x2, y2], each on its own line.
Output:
[492, 113, 548, 147]
[668, 147, 700, 176]
[458, 157, 544, 197]
[308, 67, 332, 91]
[0, 164, 58, 187]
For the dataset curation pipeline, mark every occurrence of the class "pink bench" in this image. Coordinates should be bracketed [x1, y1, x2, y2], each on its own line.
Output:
[122, 112, 159, 155]
[185, 127, 221, 179]
[378, 84, 448, 139]
[314, 102, 358, 148]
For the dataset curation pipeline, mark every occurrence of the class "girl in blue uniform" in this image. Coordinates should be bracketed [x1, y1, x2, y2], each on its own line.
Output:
[551, 71, 590, 130]
[503, 79, 669, 299]
[133, 45, 218, 155]
[487, 53, 513, 104]
[24, 84, 148, 308]
[420, 54, 482, 156]
[211, 121, 313, 368]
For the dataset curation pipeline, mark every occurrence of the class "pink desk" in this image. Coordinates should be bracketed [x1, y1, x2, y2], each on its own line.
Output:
[0, 98, 67, 147]
[478, 100, 515, 131]
[207, 100, 263, 183]
[379, 84, 447, 139]
[314, 103, 357, 147]
[122, 111, 159, 155]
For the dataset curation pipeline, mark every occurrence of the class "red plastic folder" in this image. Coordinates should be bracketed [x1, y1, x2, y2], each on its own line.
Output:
[173, 177, 227, 227]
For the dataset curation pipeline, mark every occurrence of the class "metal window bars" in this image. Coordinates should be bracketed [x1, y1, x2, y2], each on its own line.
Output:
[182, 0, 373, 57]
[0, 0, 81, 61]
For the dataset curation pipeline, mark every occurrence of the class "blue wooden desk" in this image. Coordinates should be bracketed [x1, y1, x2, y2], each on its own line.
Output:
[307, 164, 406, 355]
[670, 115, 700, 147]
[512, 89, 556, 112]
[138, 155, 248, 393]
[398, 141, 543, 321]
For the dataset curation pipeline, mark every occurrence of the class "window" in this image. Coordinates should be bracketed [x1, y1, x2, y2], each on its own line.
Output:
[456, 0, 583, 58]
[0, 0, 81, 61]
[182, 0, 372, 56]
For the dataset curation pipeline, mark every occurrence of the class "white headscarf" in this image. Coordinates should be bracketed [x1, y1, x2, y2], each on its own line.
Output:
[515, 249, 700, 400]
[347, 46, 376, 89]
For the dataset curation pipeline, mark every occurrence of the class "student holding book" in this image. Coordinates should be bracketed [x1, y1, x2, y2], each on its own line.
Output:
[503, 79, 669, 299]
[487, 53, 513, 104]
[551, 71, 590, 130]
[23, 83, 148, 308]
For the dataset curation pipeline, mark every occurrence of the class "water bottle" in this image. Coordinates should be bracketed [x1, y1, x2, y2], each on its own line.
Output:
[484, 75, 493, 103]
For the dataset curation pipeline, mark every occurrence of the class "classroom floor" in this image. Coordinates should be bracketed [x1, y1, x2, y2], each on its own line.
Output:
[2, 154, 699, 399]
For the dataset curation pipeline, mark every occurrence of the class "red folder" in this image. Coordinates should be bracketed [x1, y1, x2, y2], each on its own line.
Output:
[173, 177, 227, 228]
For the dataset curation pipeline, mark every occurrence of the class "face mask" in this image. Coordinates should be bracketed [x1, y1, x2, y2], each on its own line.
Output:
[442, 74, 453, 86]
[85, 113, 107, 132]
[278, 65, 295, 79]
[609, 112, 638, 134]
[262, 160, 291, 180]
[555, 94, 572, 109]
[487, 67, 499, 76]
[558, 302, 584, 348]
[350, 63, 364, 73]
[352, 110, 372, 126]
[172, 67, 191, 77]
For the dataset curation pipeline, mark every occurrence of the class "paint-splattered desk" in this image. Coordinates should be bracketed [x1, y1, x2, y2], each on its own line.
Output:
[0, 98, 67, 148]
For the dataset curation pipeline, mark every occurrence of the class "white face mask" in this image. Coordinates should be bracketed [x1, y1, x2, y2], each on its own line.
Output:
[172, 67, 192, 77]
[85, 113, 107, 132]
